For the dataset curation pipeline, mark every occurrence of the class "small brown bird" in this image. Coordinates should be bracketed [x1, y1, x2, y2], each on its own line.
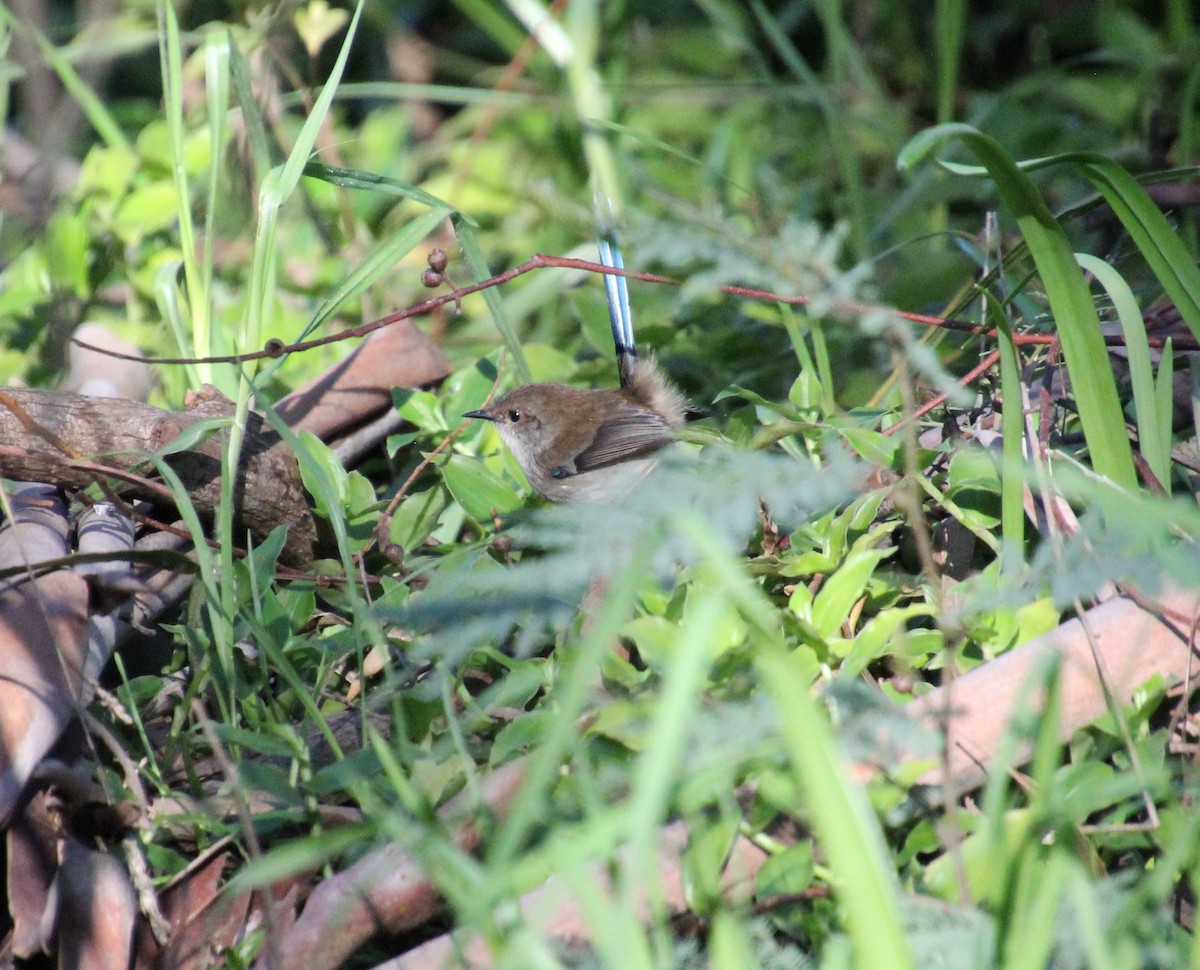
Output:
[466, 229, 701, 501]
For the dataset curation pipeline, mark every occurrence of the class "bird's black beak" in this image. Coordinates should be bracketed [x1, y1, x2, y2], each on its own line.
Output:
[463, 409, 493, 421]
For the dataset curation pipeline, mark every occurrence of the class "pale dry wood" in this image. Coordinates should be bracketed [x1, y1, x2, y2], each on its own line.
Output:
[0, 496, 145, 969]
[0, 385, 317, 566]
[276, 321, 453, 445]
[73, 503, 137, 685]
[270, 758, 528, 970]
[903, 587, 1199, 795]
[382, 820, 768, 970]
[65, 323, 156, 403]
[1, 503, 142, 957]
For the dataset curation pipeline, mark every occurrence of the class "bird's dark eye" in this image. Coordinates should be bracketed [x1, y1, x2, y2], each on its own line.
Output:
[508, 409, 522, 422]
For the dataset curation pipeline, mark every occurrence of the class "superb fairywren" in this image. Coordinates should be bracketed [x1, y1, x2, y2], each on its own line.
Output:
[465, 227, 701, 502]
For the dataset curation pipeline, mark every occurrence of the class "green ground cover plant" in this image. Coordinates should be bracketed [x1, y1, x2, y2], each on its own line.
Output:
[2, 1, 1200, 967]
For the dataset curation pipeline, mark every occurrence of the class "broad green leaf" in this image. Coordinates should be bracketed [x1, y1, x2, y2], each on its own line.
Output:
[113, 182, 179, 241]
[755, 841, 815, 899]
[682, 810, 741, 915]
[812, 547, 892, 640]
[391, 388, 446, 432]
[295, 428, 351, 519]
[841, 603, 936, 675]
[304, 163, 470, 221]
[442, 453, 523, 521]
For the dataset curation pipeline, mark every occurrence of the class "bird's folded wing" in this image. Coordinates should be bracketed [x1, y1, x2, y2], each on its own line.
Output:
[569, 406, 676, 473]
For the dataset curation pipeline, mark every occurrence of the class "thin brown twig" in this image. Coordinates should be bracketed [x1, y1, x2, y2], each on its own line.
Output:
[750, 886, 834, 913]
[0, 445, 176, 503]
[0, 393, 168, 542]
[882, 349, 1002, 438]
[72, 254, 1187, 370]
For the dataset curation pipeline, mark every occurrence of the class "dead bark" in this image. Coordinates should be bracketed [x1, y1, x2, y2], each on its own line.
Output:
[382, 820, 767, 970]
[7, 789, 58, 958]
[276, 321, 453, 447]
[48, 836, 138, 970]
[0, 485, 90, 827]
[0, 385, 317, 566]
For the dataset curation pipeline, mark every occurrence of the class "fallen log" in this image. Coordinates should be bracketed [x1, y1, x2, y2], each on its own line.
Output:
[0, 386, 317, 567]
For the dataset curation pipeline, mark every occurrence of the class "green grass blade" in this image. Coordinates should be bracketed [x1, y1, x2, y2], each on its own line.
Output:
[1003, 851, 1070, 970]
[980, 288, 1027, 570]
[487, 549, 646, 866]
[153, 259, 201, 390]
[138, 447, 232, 717]
[250, 203, 453, 393]
[935, 0, 966, 123]
[899, 125, 1137, 490]
[215, 1, 367, 727]
[1069, 155, 1200, 343]
[560, 0, 622, 207]
[228, 34, 275, 182]
[254, 410, 380, 672]
[273, 3, 364, 207]
[244, 0, 365, 360]
[1076, 252, 1169, 490]
[677, 519, 913, 968]
[451, 0, 530, 57]
[933, 148, 1200, 345]
[758, 647, 915, 970]
[1155, 337, 1174, 486]
[304, 162, 474, 220]
[811, 316, 835, 413]
[620, 551, 722, 905]
[157, 0, 206, 382]
[200, 33, 230, 327]
[299, 205, 452, 338]
[1067, 866, 1118, 970]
